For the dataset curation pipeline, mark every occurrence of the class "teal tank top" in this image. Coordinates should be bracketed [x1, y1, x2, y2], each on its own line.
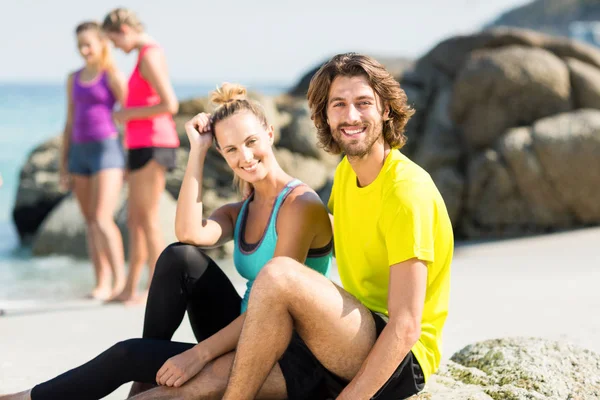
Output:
[233, 179, 332, 312]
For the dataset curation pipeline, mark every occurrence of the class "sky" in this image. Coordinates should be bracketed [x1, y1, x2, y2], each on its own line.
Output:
[1, 0, 531, 86]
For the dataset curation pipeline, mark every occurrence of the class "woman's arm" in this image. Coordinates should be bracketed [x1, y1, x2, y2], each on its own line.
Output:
[117, 47, 178, 123]
[175, 148, 237, 247]
[156, 312, 246, 388]
[106, 68, 127, 107]
[59, 73, 75, 190]
[175, 113, 236, 247]
[273, 189, 332, 262]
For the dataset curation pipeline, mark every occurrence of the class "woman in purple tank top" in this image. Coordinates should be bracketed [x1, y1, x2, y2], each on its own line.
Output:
[59, 21, 127, 300]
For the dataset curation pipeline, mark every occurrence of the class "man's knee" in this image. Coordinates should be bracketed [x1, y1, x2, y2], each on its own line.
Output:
[255, 257, 303, 293]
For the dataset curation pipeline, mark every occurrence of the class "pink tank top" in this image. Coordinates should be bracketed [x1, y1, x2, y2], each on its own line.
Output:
[125, 44, 179, 149]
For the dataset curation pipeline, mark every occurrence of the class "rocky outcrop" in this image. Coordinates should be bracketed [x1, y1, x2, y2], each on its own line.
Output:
[401, 27, 600, 237]
[414, 337, 600, 399]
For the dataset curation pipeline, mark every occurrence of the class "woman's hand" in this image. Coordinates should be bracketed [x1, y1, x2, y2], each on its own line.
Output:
[112, 109, 132, 125]
[156, 347, 208, 388]
[184, 112, 213, 151]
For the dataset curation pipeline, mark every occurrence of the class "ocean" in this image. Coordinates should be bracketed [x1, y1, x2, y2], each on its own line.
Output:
[0, 82, 286, 307]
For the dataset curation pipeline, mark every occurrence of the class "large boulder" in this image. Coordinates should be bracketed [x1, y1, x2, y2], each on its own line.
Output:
[415, 337, 600, 399]
[462, 109, 600, 237]
[31, 190, 177, 259]
[12, 136, 67, 241]
[451, 45, 572, 150]
[31, 189, 234, 260]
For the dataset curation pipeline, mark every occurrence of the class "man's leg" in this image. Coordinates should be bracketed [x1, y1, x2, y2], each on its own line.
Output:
[224, 257, 378, 400]
[130, 352, 287, 400]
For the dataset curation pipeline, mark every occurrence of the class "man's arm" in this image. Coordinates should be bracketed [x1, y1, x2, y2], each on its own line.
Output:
[337, 257, 427, 399]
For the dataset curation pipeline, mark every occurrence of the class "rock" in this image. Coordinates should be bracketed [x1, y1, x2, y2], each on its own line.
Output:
[498, 126, 573, 228]
[565, 57, 600, 109]
[415, 338, 600, 399]
[431, 167, 465, 226]
[178, 97, 211, 116]
[451, 45, 572, 150]
[413, 86, 462, 172]
[414, 27, 546, 79]
[278, 100, 341, 165]
[12, 136, 67, 241]
[531, 109, 600, 222]
[274, 147, 333, 192]
[31, 190, 177, 259]
[461, 149, 534, 238]
[31, 189, 233, 260]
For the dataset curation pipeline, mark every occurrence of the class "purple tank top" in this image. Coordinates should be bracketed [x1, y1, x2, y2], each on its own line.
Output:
[72, 70, 117, 143]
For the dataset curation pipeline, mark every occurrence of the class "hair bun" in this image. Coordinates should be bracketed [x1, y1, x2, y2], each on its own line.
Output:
[210, 83, 247, 106]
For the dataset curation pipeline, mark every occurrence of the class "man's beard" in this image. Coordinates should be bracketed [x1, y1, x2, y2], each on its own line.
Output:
[333, 119, 384, 159]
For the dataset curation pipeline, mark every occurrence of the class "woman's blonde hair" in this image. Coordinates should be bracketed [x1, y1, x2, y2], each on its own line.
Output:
[102, 8, 144, 33]
[75, 21, 115, 72]
[209, 83, 270, 196]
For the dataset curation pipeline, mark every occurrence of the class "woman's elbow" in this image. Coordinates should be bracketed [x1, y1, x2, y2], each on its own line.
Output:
[167, 99, 179, 115]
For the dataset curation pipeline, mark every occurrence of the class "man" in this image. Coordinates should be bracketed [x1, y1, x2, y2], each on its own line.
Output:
[221, 53, 454, 399]
[131, 53, 452, 400]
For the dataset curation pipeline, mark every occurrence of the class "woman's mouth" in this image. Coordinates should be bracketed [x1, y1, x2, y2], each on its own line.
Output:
[242, 161, 259, 172]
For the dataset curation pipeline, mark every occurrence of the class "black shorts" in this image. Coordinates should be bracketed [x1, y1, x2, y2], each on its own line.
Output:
[278, 311, 425, 400]
[127, 147, 177, 171]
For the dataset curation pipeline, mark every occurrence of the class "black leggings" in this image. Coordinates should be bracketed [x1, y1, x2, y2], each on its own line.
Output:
[31, 243, 242, 400]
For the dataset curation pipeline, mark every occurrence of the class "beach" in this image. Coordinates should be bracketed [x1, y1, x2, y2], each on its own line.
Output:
[1, 226, 599, 398]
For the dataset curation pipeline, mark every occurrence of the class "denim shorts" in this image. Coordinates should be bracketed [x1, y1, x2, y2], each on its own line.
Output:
[68, 136, 125, 176]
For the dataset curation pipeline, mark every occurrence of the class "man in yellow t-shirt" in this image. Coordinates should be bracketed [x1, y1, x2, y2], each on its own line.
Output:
[223, 53, 453, 400]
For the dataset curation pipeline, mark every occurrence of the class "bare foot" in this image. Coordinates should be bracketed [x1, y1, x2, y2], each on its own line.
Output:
[105, 289, 146, 306]
[87, 286, 112, 301]
[110, 281, 126, 300]
[123, 290, 148, 306]
[0, 389, 32, 400]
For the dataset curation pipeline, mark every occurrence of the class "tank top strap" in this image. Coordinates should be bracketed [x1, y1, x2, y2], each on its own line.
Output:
[267, 179, 304, 230]
[234, 194, 253, 237]
[137, 44, 161, 63]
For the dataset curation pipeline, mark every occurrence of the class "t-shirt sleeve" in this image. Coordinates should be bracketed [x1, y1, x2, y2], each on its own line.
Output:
[384, 184, 436, 266]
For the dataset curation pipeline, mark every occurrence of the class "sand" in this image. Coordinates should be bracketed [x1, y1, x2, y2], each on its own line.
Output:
[1, 226, 599, 399]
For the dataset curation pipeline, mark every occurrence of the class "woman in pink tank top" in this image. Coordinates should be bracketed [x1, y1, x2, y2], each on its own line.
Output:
[103, 8, 180, 304]
[60, 21, 127, 301]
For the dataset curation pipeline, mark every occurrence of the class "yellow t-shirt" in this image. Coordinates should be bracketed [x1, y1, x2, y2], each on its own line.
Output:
[328, 150, 453, 381]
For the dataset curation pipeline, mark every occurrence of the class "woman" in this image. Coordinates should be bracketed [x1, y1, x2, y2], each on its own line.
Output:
[102, 8, 180, 304]
[61, 21, 126, 300]
[1, 83, 333, 400]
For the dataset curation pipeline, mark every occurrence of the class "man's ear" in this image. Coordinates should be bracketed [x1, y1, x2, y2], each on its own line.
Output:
[384, 104, 391, 121]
